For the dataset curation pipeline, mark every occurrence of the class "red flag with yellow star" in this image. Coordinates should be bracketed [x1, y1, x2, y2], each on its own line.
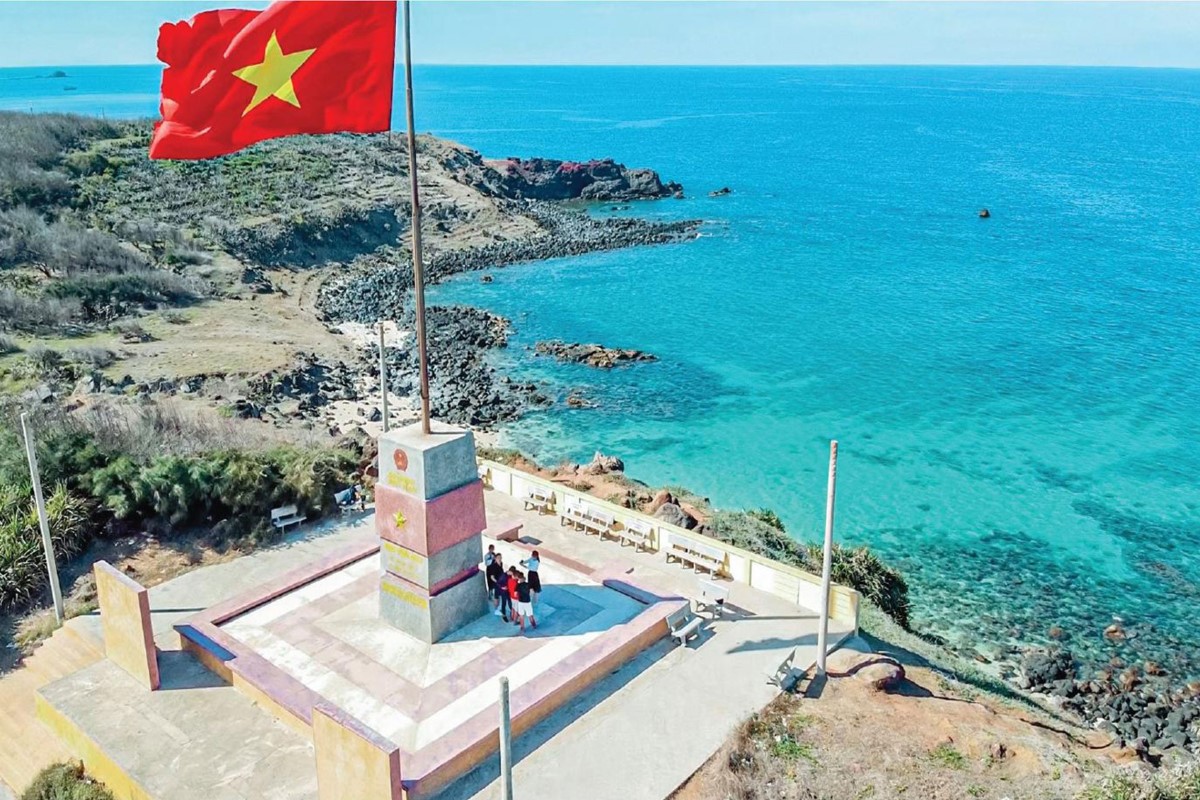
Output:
[149, 0, 396, 160]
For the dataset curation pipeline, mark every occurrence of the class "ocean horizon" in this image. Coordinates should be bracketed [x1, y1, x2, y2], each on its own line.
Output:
[3, 64, 1199, 678]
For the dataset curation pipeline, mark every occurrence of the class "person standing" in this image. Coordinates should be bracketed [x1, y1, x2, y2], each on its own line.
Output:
[515, 570, 537, 634]
[487, 553, 508, 619]
[506, 567, 520, 627]
[520, 550, 542, 606]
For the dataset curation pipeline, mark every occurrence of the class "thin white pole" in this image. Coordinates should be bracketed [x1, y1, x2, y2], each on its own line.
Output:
[499, 676, 514, 800]
[379, 323, 390, 433]
[816, 439, 838, 675]
[20, 413, 64, 624]
[402, 0, 432, 435]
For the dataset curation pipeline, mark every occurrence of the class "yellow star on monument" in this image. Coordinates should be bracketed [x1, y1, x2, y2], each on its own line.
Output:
[232, 32, 316, 116]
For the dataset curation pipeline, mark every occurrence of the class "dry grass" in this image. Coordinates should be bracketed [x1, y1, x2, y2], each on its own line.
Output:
[54, 397, 329, 459]
[672, 646, 1120, 800]
[97, 281, 354, 382]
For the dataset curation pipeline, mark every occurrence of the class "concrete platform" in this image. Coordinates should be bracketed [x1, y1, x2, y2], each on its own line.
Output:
[37, 654, 317, 800]
[34, 493, 853, 800]
[171, 539, 682, 796]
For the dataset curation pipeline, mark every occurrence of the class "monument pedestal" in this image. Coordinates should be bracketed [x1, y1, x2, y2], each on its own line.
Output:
[375, 422, 490, 643]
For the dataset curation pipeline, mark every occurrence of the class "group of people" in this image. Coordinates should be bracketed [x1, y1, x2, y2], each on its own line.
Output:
[484, 545, 541, 634]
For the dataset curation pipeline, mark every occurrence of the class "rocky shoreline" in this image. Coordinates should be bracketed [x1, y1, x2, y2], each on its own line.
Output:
[315, 200, 698, 429]
[318, 201, 699, 325]
[1019, 647, 1200, 757]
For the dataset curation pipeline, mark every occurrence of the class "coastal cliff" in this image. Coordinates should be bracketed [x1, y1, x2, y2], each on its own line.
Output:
[0, 111, 698, 429]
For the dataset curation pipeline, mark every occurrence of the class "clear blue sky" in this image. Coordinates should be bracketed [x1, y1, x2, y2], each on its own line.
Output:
[0, 1, 1197, 68]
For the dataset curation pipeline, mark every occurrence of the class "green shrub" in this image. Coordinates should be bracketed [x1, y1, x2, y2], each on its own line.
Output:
[0, 413, 358, 612]
[64, 346, 115, 369]
[0, 333, 19, 354]
[21, 761, 114, 800]
[0, 207, 147, 276]
[26, 344, 64, 373]
[0, 483, 92, 610]
[708, 508, 911, 629]
[928, 743, 966, 769]
[747, 507, 785, 532]
[0, 288, 81, 331]
[0, 110, 117, 212]
[46, 270, 199, 308]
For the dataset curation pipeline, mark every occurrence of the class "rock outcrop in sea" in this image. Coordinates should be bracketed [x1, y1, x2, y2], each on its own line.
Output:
[488, 157, 684, 201]
[534, 340, 658, 369]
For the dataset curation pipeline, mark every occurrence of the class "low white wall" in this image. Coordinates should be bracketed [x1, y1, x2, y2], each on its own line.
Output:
[478, 460, 861, 631]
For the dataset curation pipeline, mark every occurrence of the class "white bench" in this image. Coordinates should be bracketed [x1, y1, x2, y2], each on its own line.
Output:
[560, 499, 586, 528]
[619, 518, 655, 552]
[667, 607, 703, 646]
[581, 508, 615, 538]
[270, 504, 307, 531]
[697, 579, 731, 617]
[665, 533, 728, 577]
[524, 488, 553, 514]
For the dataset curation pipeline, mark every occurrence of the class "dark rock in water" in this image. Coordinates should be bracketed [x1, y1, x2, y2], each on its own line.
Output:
[565, 390, 596, 409]
[709, 187, 731, 197]
[534, 340, 657, 369]
[1020, 648, 1076, 690]
[480, 274, 494, 283]
[48, 70, 67, 78]
[979, 208, 991, 218]
[489, 157, 683, 202]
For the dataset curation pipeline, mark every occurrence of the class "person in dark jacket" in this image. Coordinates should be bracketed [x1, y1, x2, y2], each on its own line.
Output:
[487, 554, 508, 620]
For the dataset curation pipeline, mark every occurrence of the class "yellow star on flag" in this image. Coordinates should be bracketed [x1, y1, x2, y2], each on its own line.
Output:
[232, 32, 316, 116]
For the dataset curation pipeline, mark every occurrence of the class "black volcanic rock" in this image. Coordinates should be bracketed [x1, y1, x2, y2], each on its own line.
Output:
[488, 157, 683, 201]
[534, 340, 657, 369]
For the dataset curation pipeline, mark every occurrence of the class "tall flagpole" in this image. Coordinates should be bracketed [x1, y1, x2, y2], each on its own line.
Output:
[402, 0, 432, 435]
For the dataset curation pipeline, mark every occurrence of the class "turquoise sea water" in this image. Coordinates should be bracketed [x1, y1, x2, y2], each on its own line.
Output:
[4, 65, 1200, 675]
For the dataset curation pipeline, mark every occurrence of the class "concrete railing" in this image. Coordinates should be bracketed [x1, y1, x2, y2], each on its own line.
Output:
[477, 459, 861, 632]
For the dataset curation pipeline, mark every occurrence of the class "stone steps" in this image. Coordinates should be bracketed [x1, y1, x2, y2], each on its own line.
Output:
[0, 621, 104, 796]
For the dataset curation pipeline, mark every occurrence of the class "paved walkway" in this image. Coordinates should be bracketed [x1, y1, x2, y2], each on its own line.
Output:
[438, 491, 852, 800]
[39, 492, 852, 800]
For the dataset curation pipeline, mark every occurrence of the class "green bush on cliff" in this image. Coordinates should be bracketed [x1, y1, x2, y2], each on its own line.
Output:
[0, 483, 92, 610]
[0, 409, 359, 611]
[708, 509, 911, 629]
[0, 112, 117, 213]
[21, 761, 113, 800]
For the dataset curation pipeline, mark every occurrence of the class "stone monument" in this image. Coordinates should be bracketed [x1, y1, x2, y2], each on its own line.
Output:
[374, 420, 490, 642]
